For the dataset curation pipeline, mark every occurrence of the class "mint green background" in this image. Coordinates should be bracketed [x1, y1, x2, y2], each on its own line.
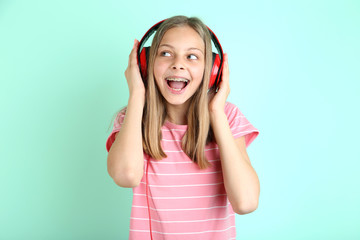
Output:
[1, 0, 359, 239]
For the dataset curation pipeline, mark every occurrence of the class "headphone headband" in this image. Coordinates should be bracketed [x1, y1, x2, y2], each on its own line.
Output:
[138, 19, 166, 58]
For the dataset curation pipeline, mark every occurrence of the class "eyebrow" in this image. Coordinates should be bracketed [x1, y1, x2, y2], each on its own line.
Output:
[159, 44, 204, 54]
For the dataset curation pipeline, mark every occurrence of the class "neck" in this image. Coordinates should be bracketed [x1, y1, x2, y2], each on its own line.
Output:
[165, 101, 190, 125]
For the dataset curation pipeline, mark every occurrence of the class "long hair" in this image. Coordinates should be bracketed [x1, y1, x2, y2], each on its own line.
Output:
[143, 15, 216, 169]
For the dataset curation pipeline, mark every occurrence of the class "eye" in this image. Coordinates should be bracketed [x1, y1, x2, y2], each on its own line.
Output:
[160, 51, 171, 57]
[188, 54, 198, 60]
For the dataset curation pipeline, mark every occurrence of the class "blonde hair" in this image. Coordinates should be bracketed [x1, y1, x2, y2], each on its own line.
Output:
[142, 15, 216, 169]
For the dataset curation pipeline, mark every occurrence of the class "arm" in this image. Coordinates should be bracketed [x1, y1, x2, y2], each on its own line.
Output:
[107, 95, 144, 188]
[210, 111, 260, 215]
[208, 53, 260, 214]
[107, 39, 145, 188]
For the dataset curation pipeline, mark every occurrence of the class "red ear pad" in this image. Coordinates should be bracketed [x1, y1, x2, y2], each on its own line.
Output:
[209, 53, 221, 89]
[139, 47, 150, 83]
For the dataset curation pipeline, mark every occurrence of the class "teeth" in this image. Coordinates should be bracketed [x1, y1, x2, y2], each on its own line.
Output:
[171, 88, 182, 91]
[166, 77, 189, 82]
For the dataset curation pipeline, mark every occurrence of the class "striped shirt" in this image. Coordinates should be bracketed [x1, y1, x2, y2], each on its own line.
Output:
[106, 102, 259, 240]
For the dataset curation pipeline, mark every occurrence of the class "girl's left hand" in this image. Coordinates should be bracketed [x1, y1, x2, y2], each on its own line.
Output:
[208, 53, 230, 114]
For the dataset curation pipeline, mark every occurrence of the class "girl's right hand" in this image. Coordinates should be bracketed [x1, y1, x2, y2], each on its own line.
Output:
[124, 39, 146, 102]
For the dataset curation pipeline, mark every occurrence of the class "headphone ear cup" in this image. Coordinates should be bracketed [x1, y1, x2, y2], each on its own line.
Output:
[209, 52, 221, 89]
[139, 47, 150, 84]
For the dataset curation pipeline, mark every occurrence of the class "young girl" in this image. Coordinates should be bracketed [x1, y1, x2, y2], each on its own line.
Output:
[106, 15, 260, 240]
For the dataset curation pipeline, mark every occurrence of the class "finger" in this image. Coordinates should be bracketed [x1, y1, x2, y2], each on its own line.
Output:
[128, 39, 138, 67]
[128, 40, 136, 65]
[220, 53, 229, 86]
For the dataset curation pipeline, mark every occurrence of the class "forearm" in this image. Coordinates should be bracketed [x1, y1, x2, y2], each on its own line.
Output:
[210, 111, 260, 214]
[107, 93, 145, 187]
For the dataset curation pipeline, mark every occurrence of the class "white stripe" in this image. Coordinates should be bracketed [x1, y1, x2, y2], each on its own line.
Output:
[130, 225, 236, 235]
[133, 193, 227, 199]
[146, 171, 221, 176]
[205, 147, 219, 151]
[139, 182, 223, 187]
[144, 159, 220, 164]
[234, 115, 244, 119]
[162, 129, 187, 132]
[228, 107, 237, 119]
[163, 147, 218, 153]
[230, 123, 252, 131]
[130, 213, 235, 223]
[133, 203, 230, 211]
[164, 150, 184, 153]
[233, 130, 257, 136]
[162, 138, 182, 142]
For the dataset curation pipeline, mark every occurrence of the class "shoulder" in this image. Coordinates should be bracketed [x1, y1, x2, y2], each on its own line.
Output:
[224, 101, 237, 111]
[119, 106, 127, 115]
[112, 106, 127, 128]
[116, 106, 127, 119]
[224, 101, 241, 117]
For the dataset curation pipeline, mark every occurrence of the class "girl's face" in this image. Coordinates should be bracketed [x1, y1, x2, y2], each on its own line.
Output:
[154, 26, 205, 108]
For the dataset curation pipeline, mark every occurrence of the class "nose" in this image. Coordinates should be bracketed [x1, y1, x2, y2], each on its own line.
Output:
[171, 56, 185, 70]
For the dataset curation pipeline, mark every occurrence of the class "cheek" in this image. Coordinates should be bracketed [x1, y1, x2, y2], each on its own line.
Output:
[193, 65, 205, 82]
[153, 60, 166, 80]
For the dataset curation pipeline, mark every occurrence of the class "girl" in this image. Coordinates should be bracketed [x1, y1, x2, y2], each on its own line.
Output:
[106, 15, 260, 240]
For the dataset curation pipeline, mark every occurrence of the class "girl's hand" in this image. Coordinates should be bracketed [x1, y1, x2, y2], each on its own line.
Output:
[124, 39, 146, 102]
[208, 53, 230, 114]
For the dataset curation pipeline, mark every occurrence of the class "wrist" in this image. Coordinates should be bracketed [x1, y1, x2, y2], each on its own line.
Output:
[209, 106, 225, 117]
[209, 109, 226, 123]
[128, 92, 145, 107]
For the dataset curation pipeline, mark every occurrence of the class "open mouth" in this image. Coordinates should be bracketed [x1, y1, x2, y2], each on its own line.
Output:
[165, 77, 189, 91]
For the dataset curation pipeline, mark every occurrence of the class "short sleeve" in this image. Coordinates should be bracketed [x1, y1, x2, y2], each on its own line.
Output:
[105, 108, 127, 152]
[225, 102, 259, 148]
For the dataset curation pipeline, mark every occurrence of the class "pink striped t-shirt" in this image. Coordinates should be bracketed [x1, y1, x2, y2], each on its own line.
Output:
[106, 101, 259, 240]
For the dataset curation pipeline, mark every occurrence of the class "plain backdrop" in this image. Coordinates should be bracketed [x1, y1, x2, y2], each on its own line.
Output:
[1, 0, 359, 239]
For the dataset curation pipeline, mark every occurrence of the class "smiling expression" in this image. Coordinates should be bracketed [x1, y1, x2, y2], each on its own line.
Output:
[153, 26, 205, 108]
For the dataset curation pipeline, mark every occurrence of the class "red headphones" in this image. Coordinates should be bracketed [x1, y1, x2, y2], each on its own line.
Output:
[137, 19, 224, 89]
